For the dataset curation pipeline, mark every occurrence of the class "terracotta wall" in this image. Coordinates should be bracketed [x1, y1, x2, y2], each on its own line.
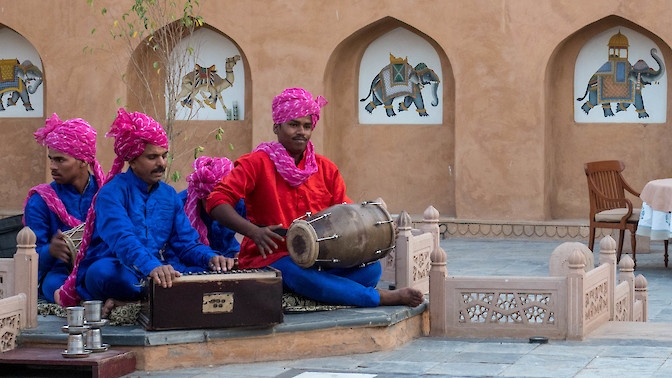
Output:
[1, 0, 671, 221]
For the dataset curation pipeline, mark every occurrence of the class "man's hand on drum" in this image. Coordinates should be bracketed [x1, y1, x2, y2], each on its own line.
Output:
[249, 224, 284, 258]
[49, 230, 72, 264]
[149, 264, 181, 288]
[208, 255, 235, 272]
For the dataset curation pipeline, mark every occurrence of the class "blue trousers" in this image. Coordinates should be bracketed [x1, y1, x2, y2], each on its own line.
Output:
[270, 256, 382, 307]
[40, 264, 69, 303]
[84, 257, 205, 301]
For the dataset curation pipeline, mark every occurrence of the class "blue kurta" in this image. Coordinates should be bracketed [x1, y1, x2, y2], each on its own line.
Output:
[178, 190, 245, 258]
[76, 169, 217, 301]
[23, 176, 98, 302]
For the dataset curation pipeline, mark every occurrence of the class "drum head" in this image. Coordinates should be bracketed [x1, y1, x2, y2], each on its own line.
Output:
[287, 220, 319, 268]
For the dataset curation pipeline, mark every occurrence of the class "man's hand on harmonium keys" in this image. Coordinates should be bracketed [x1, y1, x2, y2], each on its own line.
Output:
[208, 255, 235, 272]
[149, 257, 235, 289]
[149, 264, 181, 289]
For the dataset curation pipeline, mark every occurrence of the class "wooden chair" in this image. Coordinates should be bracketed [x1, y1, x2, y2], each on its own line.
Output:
[585, 160, 640, 265]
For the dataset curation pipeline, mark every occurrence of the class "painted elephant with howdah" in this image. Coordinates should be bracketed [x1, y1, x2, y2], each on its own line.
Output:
[577, 48, 665, 118]
[360, 59, 440, 117]
[0, 59, 44, 111]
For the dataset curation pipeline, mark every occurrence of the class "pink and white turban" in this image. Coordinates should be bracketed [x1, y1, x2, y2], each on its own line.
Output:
[34, 113, 105, 188]
[56, 108, 169, 307]
[106, 108, 168, 173]
[184, 156, 234, 245]
[271, 87, 328, 129]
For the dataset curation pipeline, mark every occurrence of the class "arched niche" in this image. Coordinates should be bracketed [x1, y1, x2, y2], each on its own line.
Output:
[545, 15, 672, 219]
[324, 17, 455, 216]
[0, 25, 47, 213]
[125, 23, 252, 191]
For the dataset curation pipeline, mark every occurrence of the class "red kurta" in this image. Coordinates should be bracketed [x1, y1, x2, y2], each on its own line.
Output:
[206, 150, 351, 268]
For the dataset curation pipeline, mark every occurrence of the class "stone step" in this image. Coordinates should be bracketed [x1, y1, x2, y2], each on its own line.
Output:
[0, 348, 135, 378]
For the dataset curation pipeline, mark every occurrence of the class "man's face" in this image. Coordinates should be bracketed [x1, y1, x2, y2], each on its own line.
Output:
[273, 115, 313, 157]
[129, 144, 169, 186]
[48, 148, 88, 185]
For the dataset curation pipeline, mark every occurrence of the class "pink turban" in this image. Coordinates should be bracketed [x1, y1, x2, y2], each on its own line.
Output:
[56, 108, 168, 307]
[271, 88, 328, 129]
[34, 113, 105, 187]
[184, 156, 234, 245]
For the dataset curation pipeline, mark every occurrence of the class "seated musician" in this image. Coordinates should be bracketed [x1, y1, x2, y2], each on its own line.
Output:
[54, 108, 235, 312]
[23, 114, 105, 303]
[207, 87, 424, 308]
[179, 156, 246, 258]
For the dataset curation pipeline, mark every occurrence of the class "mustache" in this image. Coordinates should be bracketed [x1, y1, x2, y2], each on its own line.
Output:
[152, 167, 166, 174]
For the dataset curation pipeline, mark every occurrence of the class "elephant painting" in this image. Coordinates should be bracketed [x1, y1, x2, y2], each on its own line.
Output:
[0, 59, 44, 111]
[178, 55, 241, 111]
[577, 48, 665, 118]
[360, 54, 440, 117]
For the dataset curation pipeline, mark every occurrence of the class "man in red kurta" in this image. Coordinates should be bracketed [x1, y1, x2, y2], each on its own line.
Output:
[207, 87, 423, 307]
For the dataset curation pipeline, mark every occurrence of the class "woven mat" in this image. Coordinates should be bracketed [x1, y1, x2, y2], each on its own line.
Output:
[37, 293, 351, 327]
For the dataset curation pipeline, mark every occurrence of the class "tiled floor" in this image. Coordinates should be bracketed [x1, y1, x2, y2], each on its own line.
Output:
[125, 238, 672, 377]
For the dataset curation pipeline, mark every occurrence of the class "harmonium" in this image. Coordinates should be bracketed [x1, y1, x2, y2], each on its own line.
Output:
[139, 268, 283, 331]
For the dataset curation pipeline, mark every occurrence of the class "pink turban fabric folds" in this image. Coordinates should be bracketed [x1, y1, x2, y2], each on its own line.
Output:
[185, 156, 234, 245]
[271, 87, 328, 129]
[258, 88, 328, 187]
[57, 108, 168, 307]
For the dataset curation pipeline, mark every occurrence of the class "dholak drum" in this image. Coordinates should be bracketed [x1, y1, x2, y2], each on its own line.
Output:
[62, 223, 85, 263]
[286, 202, 395, 269]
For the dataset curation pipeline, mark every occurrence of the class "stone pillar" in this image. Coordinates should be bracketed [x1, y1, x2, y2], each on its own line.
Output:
[394, 211, 413, 289]
[598, 235, 617, 320]
[420, 206, 440, 253]
[429, 234, 447, 337]
[566, 249, 586, 340]
[635, 274, 648, 322]
[13, 227, 38, 328]
[618, 255, 635, 322]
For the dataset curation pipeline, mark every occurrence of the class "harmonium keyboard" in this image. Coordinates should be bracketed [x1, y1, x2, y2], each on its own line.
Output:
[139, 268, 283, 331]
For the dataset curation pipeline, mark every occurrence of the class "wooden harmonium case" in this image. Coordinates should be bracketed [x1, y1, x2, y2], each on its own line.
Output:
[139, 268, 283, 331]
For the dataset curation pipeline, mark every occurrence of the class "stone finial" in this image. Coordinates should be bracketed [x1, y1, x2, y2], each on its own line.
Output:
[635, 274, 648, 289]
[431, 246, 447, 264]
[619, 255, 635, 270]
[549, 242, 594, 275]
[423, 205, 439, 221]
[375, 197, 388, 210]
[396, 210, 412, 230]
[599, 235, 616, 253]
[568, 249, 585, 269]
[17, 226, 36, 246]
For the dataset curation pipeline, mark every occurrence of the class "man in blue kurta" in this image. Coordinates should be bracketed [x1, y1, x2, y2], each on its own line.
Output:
[63, 108, 234, 312]
[179, 156, 246, 258]
[23, 114, 105, 303]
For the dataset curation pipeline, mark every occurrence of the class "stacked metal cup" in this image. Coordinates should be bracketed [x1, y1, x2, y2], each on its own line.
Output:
[83, 300, 110, 352]
[61, 306, 90, 358]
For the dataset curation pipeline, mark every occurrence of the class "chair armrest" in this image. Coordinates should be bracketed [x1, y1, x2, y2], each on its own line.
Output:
[622, 180, 641, 198]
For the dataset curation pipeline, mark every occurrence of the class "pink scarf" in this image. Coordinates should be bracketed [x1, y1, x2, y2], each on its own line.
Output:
[184, 156, 234, 245]
[254, 141, 318, 187]
[23, 184, 83, 228]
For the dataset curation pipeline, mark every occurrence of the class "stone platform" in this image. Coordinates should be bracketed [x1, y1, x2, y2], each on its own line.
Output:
[17, 303, 427, 371]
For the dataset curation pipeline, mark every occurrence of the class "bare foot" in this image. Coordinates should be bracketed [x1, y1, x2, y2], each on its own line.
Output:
[54, 288, 62, 306]
[378, 287, 425, 307]
[102, 298, 138, 318]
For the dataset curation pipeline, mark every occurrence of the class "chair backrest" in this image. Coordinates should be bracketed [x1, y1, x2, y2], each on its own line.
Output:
[584, 160, 628, 214]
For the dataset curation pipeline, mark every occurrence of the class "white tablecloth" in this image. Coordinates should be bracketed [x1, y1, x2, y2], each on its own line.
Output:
[637, 202, 672, 240]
